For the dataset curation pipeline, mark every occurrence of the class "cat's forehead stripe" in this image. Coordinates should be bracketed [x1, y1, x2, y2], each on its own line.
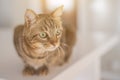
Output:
[44, 19, 50, 27]
[42, 22, 49, 31]
[42, 19, 58, 31]
[46, 19, 53, 28]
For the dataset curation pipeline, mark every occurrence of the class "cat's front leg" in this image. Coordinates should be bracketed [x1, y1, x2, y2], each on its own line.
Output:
[36, 65, 49, 76]
[64, 47, 72, 63]
[23, 65, 36, 76]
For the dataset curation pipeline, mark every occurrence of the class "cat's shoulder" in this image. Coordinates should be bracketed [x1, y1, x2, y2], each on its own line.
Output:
[14, 25, 24, 38]
[14, 25, 24, 32]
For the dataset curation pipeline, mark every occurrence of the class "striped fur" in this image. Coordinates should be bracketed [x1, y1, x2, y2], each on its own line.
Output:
[14, 6, 76, 75]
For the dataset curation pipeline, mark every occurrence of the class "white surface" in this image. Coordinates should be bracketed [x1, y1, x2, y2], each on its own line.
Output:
[102, 71, 120, 80]
[0, 28, 118, 80]
[53, 35, 119, 80]
[75, 58, 100, 80]
[101, 42, 120, 80]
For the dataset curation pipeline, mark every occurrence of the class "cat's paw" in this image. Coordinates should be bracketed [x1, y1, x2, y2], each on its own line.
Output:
[23, 66, 35, 76]
[58, 62, 64, 66]
[64, 55, 71, 63]
[37, 66, 49, 76]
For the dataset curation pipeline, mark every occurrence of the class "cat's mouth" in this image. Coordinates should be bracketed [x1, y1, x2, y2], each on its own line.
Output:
[46, 46, 58, 51]
[44, 43, 60, 51]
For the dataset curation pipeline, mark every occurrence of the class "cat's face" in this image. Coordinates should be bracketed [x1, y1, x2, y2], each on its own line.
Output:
[24, 6, 64, 51]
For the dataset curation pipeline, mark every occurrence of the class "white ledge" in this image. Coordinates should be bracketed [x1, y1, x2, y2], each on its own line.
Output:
[0, 29, 119, 80]
[53, 35, 119, 80]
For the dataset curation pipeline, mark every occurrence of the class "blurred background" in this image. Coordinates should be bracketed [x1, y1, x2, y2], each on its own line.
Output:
[0, 0, 120, 80]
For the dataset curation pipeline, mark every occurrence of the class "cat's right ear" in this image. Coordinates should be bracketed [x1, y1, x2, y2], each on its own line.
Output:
[25, 9, 37, 25]
[51, 5, 64, 17]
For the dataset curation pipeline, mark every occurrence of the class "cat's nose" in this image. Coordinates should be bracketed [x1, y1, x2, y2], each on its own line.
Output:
[51, 42, 56, 46]
[50, 40, 57, 46]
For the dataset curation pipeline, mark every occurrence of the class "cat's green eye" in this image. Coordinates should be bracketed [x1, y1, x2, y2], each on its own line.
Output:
[39, 32, 47, 38]
[56, 30, 61, 35]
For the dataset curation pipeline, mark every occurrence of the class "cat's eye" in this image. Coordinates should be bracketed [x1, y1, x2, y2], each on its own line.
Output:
[56, 30, 61, 36]
[39, 32, 47, 38]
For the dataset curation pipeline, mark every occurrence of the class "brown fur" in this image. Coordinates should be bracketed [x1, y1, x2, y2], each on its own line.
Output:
[14, 6, 76, 76]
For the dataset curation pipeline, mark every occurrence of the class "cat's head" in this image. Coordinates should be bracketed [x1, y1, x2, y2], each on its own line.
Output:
[23, 6, 64, 52]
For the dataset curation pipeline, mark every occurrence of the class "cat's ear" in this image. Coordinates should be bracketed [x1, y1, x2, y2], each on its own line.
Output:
[25, 9, 37, 25]
[51, 5, 64, 17]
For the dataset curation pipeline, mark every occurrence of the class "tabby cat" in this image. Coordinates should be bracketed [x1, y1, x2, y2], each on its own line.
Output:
[14, 6, 76, 76]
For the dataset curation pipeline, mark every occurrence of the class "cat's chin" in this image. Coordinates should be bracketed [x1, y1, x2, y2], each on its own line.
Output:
[35, 47, 57, 53]
[46, 47, 57, 52]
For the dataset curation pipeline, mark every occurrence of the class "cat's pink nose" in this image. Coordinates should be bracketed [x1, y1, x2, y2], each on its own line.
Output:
[51, 42, 57, 46]
[50, 40, 57, 46]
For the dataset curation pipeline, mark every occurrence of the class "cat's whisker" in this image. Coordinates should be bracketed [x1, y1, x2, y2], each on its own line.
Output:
[47, 51, 48, 59]
[59, 46, 65, 58]
[57, 47, 61, 58]
[61, 43, 68, 48]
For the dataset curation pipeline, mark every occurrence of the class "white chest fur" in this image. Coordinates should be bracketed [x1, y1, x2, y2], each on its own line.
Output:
[26, 58, 46, 70]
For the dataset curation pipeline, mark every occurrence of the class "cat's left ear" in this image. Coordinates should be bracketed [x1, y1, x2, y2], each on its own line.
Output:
[51, 5, 64, 17]
[25, 9, 37, 25]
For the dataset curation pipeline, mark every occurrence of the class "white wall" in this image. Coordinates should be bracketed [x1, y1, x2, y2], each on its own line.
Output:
[0, 0, 12, 27]
[11, 0, 28, 27]
[11, 0, 42, 27]
[116, 0, 120, 34]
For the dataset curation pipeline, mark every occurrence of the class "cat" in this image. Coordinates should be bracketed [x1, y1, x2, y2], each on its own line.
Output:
[14, 5, 76, 76]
